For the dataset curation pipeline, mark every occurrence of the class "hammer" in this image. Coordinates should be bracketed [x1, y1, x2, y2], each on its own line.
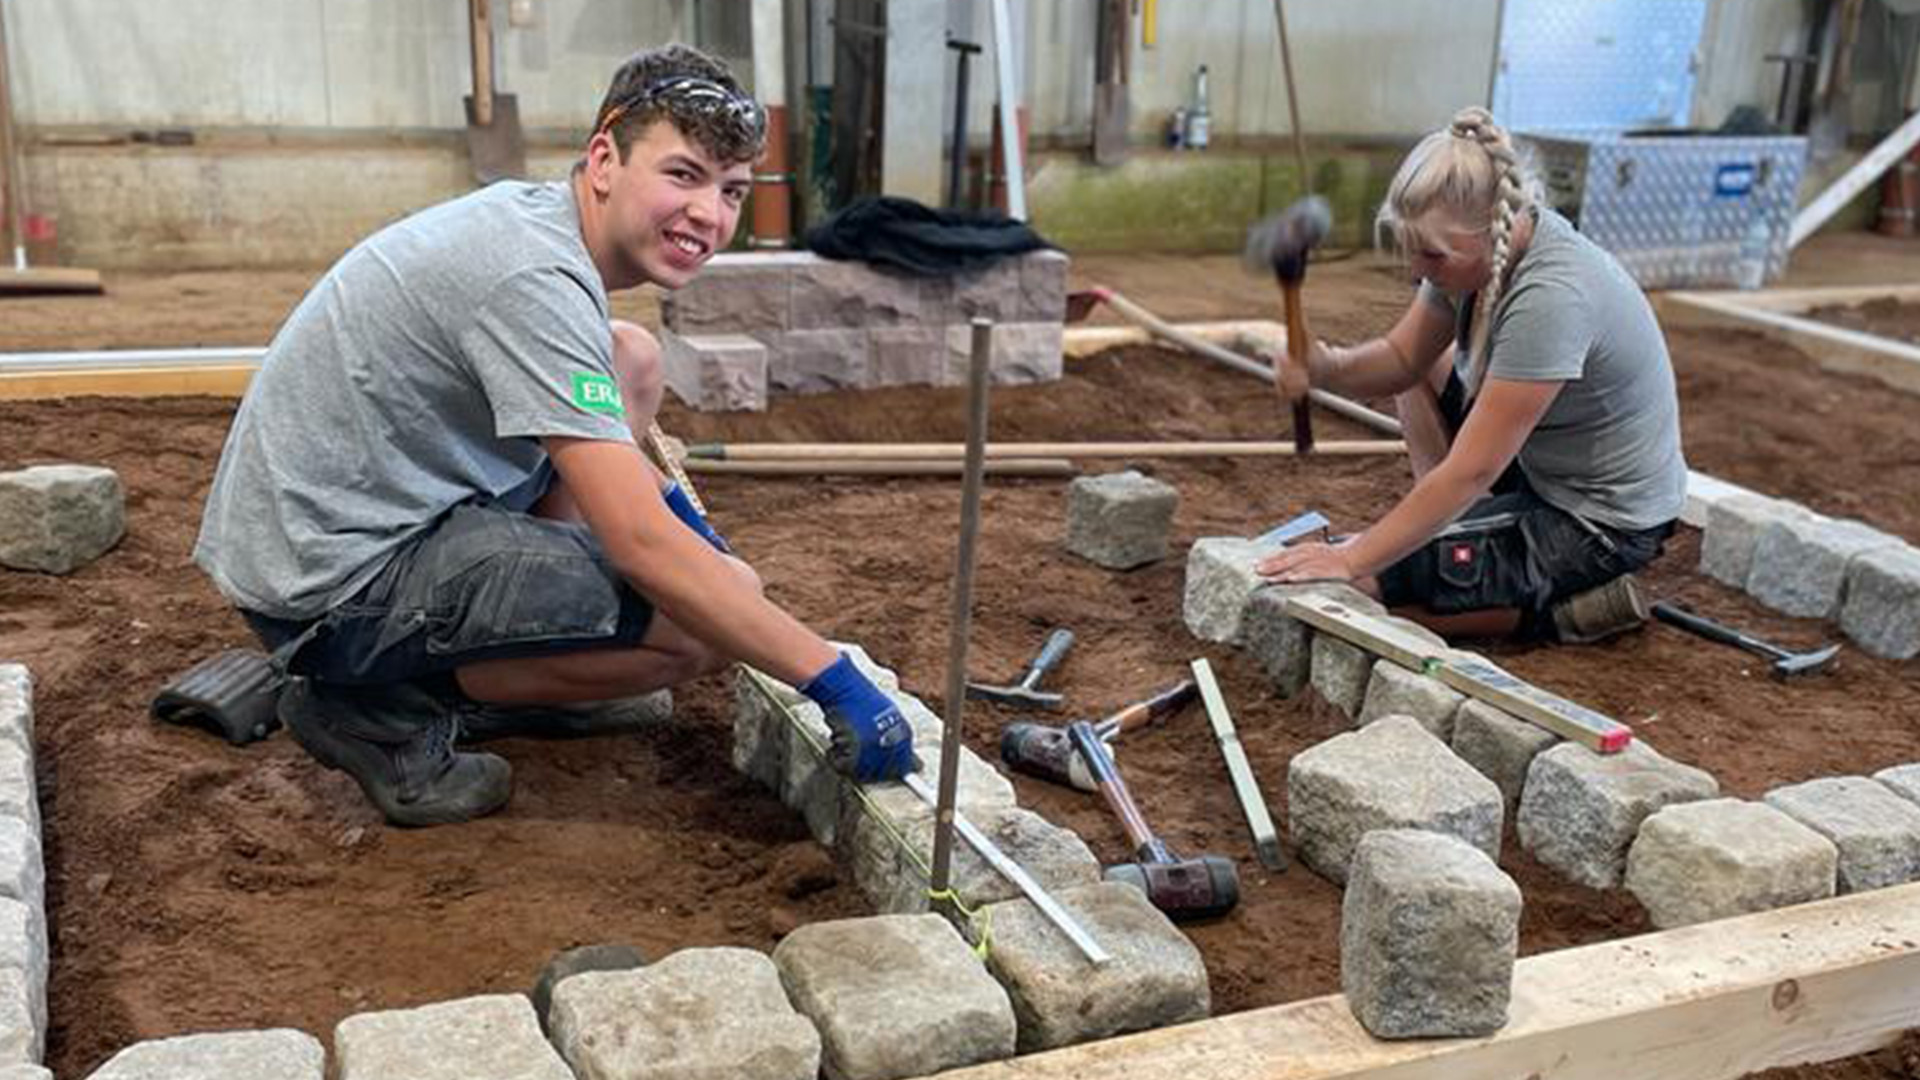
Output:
[1067, 720, 1240, 921]
[1652, 602, 1840, 680]
[966, 628, 1074, 711]
[1244, 195, 1333, 453]
[1000, 679, 1198, 791]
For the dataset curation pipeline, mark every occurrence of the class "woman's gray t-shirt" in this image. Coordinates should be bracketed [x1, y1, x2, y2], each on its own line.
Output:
[1423, 208, 1687, 532]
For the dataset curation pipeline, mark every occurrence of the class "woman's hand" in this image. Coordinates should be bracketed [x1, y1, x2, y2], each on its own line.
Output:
[1256, 539, 1358, 584]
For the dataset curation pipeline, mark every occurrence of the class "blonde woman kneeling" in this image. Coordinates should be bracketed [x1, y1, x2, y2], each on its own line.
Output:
[1258, 107, 1686, 644]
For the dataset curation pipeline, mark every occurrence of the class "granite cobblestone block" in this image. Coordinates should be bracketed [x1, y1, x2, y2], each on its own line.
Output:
[1065, 470, 1179, 570]
[1241, 584, 1382, 698]
[86, 1030, 325, 1080]
[1357, 664, 1465, 740]
[0, 669, 29, 756]
[1450, 701, 1559, 815]
[1624, 799, 1837, 928]
[336, 995, 570, 1080]
[1698, 493, 1811, 590]
[1747, 515, 1903, 619]
[1877, 763, 1920, 807]
[1764, 776, 1920, 894]
[1310, 636, 1374, 719]
[0, 465, 126, 574]
[1518, 742, 1719, 889]
[1839, 545, 1920, 660]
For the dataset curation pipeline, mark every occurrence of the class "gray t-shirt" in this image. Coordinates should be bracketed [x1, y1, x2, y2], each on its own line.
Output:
[1422, 208, 1687, 531]
[195, 180, 634, 619]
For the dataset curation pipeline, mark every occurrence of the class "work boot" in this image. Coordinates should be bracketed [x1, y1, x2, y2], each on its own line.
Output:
[458, 689, 674, 743]
[280, 678, 513, 827]
[1551, 573, 1651, 645]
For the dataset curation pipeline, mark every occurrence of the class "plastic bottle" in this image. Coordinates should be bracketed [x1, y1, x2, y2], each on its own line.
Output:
[1736, 214, 1770, 291]
[1184, 65, 1211, 150]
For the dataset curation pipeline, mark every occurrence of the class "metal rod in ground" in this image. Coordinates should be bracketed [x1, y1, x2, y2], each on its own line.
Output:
[930, 318, 995, 898]
[1191, 657, 1287, 871]
[904, 772, 1111, 966]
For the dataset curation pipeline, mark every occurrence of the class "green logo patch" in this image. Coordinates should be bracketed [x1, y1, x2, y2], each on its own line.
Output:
[570, 372, 626, 416]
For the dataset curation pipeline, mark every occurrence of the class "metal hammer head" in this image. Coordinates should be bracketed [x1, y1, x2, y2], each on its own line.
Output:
[1104, 856, 1240, 921]
[1771, 642, 1841, 680]
[1243, 195, 1332, 283]
[1000, 722, 1098, 790]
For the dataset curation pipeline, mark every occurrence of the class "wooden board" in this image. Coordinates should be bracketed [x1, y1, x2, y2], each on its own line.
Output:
[928, 881, 1920, 1080]
[1660, 291, 1920, 397]
[1281, 593, 1631, 752]
[0, 364, 256, 399]
[0, 265, 103, 294]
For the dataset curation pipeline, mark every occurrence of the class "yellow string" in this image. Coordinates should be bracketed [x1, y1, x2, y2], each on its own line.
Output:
[926, 887, 994, 962]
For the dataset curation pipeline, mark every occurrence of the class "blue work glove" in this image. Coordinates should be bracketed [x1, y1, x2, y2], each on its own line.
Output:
[798, 653, 917, 782]
[661, 481, 732, 554]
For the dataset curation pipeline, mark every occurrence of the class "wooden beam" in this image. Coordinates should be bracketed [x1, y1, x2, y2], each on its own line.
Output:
[1660, 292, 1920, 397]
[1281, 593, 1631, 752]
[929, 881, 1920, 1080]
[0, 265, 103, 294]
[682, 457, 1076, 478]
[1790, 108, 1920, 248]
[0, 365, 256, 399]
[683, 440, 1406, 461]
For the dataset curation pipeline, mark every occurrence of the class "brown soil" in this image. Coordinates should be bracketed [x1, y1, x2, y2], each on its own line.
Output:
[3, 262, 1919, 1077]
[1806, 297, 1920, 346]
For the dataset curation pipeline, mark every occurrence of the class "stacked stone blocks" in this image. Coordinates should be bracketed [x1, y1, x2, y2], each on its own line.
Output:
[661, 250, 1068, 410]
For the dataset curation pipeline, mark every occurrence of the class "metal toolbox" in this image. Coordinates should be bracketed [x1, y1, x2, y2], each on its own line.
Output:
[1519, 131, 1809, 290]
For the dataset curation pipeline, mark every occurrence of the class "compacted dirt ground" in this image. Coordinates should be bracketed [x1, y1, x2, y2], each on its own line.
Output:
[2, 243, 1919, 1077]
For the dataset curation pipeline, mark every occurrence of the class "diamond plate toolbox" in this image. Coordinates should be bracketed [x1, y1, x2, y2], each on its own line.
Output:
[1520, 131, 1809, 290]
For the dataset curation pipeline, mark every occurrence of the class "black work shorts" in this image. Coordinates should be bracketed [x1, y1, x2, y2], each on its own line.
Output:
[243, 502, 655, 686]
[1374, 370, 1674, 627]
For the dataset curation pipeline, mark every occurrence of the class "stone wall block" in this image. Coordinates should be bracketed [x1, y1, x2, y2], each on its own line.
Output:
[1748, 515, 1903, 619]
[1357, 664, 1465, 741]
[87, 1030, 326, 1080]
[1450, 700, 1559, 816]
[1242, 584, 1382, 698]
[943, 323, 1064, 385]
[1287, 716, 1504, 884]
[1310, 636, 1375, 720]
[335, 994, 571, 1080]
[0, 465, 126, 575]
[1183, 537, 1284, 644]
[1764, 776, 1920, 894]
[1065, 470, 1179, 570]
[551, 948, 821, 1080]
[1342, 829, 1521, 1038]
[1517, 741, 1719, 889]
[660, 331, 769, 413]
[660, 254, 799, 336]
[791, 260, 931, 330]
[1839, 545, 1920, 660]
[768, 328, 871, 395]
[773, 914, 1015, 1079]
[868, 326, 950, 388]
[1624, 799, 1836, 928]
[1698, 493, 1811, 589]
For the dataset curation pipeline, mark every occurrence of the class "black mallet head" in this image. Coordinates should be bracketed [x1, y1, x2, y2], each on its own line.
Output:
[1244, 195, 1332, 283]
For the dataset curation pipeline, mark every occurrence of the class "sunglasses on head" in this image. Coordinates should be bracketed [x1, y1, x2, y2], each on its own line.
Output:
[595, 76, 766, 140]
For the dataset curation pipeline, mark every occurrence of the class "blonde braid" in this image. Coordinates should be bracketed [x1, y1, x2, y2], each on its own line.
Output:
[1450, 107, 1532, 393]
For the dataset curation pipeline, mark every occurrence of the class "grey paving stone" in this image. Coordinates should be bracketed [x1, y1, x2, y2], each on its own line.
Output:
[0, 1065, 47, 1079]
[0, 899, 44, 1037]
[1451, 700, 1559, 816]
[0, 464, 126, 574]
[1065, 470, 1179, 570]
[843, 800, 1077, 917]
[1357, 664, 1465, 740]
[1748, 515, 1903, 619]
[661, 331, 768, 412]
[551, 947, 820, 1080]
[769, 328, 870, 394]
[1182, 537, 1284, 644]
[1241, 584, 1383, 698]
[1342, 829, 1520, 1038]
[971, 882, 1209, 1052]
[85, 1029, 325, 1080]
[335, 994, 570, 1080]
[1839, 545, 1920, 660]
[1624, 798, 1837, 928]
[1764, 776, 1920, 894]
[0, 967, 37, 1068]
[1876, 763, 1920, 807]
[773, 914, 1014, 1079]
[0, 820, 43, 912]
[529, 943, 646, 1035]
[1698, 493, 1811, 590]
[0, 668, 29, 756]
[1288, 716, 1504, 884]
[0, 742, 35, 832]
[1310, 635, 1374, 719]
[1518, 741, 1720, 889]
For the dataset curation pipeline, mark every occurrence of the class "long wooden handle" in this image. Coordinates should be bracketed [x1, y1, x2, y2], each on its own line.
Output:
[683, 458, 1077, 477]
[682, 439, 1403, 461]
[469, 0, 495, 125]
[1281, 282, 1315, 453]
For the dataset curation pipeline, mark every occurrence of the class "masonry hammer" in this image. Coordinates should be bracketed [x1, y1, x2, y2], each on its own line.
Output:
[1000, 679, 1198, 791]
[1244, 195, 1332, 453]
[1651, 602, 1840, 680]
[966, 628, 1074, 711]
[1067, 720, 1240, 921]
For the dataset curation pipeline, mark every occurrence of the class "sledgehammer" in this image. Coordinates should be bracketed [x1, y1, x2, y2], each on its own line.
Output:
[1244, 195, 1332, 453]
[1651, 602, 1840, 680]
[1067, 720, 1240, 921]
[1000, 679, 1198, 791]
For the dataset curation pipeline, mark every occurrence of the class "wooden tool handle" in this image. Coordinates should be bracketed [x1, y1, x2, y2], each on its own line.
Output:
[1281, 284, 1315, 452]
